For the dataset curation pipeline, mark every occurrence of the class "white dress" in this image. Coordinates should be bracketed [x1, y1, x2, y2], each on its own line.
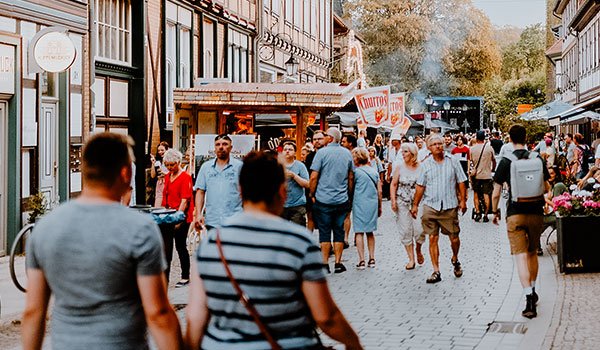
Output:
[394, 162, 426, 246]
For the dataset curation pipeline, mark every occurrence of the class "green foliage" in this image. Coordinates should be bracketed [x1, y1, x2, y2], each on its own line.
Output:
[27, 192, 48, 224]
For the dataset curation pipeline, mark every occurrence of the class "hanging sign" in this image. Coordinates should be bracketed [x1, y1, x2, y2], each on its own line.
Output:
[354, 86, 390, 127]
[31, 28, 76, 73]
[388, 93, 405, 128]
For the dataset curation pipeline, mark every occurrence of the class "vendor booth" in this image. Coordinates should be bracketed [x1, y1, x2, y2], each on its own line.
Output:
[173, 81, 360, 158]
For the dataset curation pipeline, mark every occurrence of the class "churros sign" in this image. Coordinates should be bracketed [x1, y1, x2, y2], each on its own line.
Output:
[354, 86, 390, 127]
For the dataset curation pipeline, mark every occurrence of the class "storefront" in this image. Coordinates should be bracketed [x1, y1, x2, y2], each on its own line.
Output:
[173, 81, 358, 159]
[0, 1, 88, 254]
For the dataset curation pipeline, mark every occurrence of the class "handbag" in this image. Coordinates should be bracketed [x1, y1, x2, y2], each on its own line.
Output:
[470, 141, 488, 177]
[215, 229, 333, 350]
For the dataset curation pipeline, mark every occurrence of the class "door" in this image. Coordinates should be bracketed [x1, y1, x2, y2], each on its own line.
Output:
[0, 102, 6, 255]
[40, 103, 59, 208]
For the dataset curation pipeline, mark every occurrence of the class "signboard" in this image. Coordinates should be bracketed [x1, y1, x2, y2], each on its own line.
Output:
[0, 44, 14, 95]
[517, 104, 534, 115]
[354, 86, 390, 127]
[33, 30, 76, 73]
[388, 93, 405, 128]
[194, 134, 255, 157]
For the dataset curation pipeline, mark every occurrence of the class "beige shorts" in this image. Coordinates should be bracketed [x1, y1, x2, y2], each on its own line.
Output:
[421, 205, 460, 237]
[395, 202, 426, 246]
[506, 214, 544, 255]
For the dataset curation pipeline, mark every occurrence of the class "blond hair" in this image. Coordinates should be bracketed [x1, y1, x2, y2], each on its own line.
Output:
[352, 147, 369, 165]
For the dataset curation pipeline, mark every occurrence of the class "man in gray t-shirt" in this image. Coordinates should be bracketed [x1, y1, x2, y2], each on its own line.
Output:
[22, 133, 182, 350]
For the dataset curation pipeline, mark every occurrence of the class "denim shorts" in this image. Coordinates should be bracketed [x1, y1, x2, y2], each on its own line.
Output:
[312, 201, 349, 243]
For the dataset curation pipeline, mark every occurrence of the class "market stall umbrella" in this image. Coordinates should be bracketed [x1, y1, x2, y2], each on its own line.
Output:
[519, 100, 580, 121]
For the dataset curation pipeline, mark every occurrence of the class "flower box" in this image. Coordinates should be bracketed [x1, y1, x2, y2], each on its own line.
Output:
[557, 215, 600, 273]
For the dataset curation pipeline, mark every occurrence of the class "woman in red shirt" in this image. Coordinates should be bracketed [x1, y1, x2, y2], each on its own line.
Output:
[162, 149, 194, 287]
[451, 135, 470, 186]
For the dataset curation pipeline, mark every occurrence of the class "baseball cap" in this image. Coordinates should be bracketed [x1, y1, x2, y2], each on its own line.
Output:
[476, 130, 486, 141]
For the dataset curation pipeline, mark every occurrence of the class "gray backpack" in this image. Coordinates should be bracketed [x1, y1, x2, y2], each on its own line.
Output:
[504, 151, 545, 203]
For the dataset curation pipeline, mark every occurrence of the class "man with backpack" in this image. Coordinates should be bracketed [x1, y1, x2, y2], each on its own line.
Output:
[491, 124, 550, 319]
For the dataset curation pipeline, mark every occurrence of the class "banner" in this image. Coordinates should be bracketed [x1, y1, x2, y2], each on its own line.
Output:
[354, 86, 390, 127]
[388, 93, 405, 128]
[194, 134, 256, 157]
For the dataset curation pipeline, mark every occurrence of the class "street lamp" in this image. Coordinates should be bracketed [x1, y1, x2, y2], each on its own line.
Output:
[443, 101, 451, 122]
[285, 54, 299, 78]
[424, 95, 434, 135]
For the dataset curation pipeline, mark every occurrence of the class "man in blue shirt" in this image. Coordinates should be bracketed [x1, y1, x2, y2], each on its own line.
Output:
[281, 141, 310, 226]
[310, 128, 354, 273]
[194, 134, 243, 230]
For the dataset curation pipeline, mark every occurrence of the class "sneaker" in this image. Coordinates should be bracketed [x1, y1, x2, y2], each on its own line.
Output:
[452, 259, 463, 278]
[334, 263, 347, 274]
[426, 271, 442, 284]
[175, 279, 189, 288]
[356, 261, 366, 270]
[522, 294, 537, 319]
[367, 259, 376, 268]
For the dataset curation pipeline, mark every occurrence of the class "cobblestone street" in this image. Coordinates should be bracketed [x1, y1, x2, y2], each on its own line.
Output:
[321, 200, 516, 349]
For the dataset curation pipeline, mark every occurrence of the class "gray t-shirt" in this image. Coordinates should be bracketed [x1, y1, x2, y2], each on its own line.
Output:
[26, 201, 167, 350]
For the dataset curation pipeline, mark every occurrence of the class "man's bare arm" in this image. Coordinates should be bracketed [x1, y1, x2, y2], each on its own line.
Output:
[22, 269, 51, 350]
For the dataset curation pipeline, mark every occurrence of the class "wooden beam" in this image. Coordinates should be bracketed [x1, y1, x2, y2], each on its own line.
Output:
[296, 107, 305, 160]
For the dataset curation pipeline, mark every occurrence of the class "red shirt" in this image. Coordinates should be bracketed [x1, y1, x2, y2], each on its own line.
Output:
[162, 171, 194, 223]
[451, 146, 470, 160]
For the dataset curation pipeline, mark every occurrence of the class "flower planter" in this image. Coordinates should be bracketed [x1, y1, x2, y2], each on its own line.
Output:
[557, 215, 600, 273]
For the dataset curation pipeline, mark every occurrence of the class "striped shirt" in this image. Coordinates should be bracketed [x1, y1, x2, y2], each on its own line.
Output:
[417, 154, 467, 211]
[196, 212, 326, 350]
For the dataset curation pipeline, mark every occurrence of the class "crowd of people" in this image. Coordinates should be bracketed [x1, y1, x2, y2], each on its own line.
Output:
[21, 124, 600, 349]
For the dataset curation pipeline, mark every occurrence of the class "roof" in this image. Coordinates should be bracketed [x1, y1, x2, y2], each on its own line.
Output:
[520, 100, 576, 121]
[173, 81, 359, 108]
[545, 39, 563, 59]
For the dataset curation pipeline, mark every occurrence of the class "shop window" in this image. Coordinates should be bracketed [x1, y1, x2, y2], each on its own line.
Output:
[95, 0, 132, 64]
[226, 114, 253, 135]
[178, 117, 190, 153]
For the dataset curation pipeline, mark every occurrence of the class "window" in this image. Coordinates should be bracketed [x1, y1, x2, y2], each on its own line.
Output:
[294, 0, 301, 28]
[260, 68, 276, 83]
[229, 30, 250, 82]
[203, 19, 215, 78]
[319, 0, 325, 42]
[325, 0, 330, 46]
[272, 0, 280, 15]
[285, 0, 292, 22]
[95, 0, 131, 64]
[304, 0, 310, 32]
[166, 2, 192, 129]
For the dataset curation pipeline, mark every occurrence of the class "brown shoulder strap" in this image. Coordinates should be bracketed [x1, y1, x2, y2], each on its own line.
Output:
[215, 229, 282, 350]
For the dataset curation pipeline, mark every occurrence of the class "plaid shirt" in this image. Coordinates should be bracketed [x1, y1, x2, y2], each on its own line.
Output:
[417, 154, 467, 211]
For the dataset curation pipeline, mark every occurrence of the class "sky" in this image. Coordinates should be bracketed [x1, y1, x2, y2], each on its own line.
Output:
[472, 0, 546, 28]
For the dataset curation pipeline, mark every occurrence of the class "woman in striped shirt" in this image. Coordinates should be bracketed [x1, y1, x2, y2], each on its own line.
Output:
[185, 151, 363, 350]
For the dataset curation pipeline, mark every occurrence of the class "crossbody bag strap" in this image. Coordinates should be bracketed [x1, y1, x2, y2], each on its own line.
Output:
[215, 229, 282, 350]
[473, 141, 488, 173]
[357, 167, 378, 191]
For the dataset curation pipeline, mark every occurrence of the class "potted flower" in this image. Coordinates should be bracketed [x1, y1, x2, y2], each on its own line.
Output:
[553, 184, 600, 273]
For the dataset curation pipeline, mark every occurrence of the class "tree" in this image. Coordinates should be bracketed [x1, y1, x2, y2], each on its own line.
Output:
[500, 24, 546, 80]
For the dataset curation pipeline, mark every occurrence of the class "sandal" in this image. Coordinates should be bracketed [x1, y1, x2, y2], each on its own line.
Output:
[426, 271, 442, 284]
[367, 259, 376, 268]
[452, 259, 463, 278]
[416, 251, 425, 265]
[356, 261, 366, 270]
[405, 262, 416, 270]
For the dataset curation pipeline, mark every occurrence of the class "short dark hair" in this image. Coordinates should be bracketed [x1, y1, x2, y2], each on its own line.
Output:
[282, 141, 297, 151]
[82, 132, 133, 187]
[240, 151, 285, 205]
[493, 131, 500, 138]
[343, 133, 358, 148]
[566, 133, 573, 139]
[508, 124, 527, 145]
[574, 133, 584, 144]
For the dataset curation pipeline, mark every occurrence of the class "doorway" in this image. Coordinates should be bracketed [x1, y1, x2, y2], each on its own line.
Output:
[39, 102, 59, 208]
[0, 102, 7, 255]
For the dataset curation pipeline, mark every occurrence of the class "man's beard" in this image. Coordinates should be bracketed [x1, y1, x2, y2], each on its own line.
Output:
[216, 152, 228, 160]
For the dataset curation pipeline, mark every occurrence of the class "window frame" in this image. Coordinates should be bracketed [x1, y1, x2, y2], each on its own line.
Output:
[94, 0, 132, 65]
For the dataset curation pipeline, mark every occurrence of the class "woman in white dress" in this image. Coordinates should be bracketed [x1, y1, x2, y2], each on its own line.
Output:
[390, 143, 426, 270]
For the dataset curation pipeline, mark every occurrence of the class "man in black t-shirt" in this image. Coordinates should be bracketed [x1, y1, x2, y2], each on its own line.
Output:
[490, 131, 504, 155]
[491, 124, 550, 320]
